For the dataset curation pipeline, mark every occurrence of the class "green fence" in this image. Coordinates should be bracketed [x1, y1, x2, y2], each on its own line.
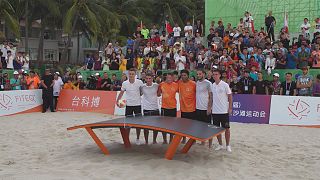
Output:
[2, 69, 319, 82]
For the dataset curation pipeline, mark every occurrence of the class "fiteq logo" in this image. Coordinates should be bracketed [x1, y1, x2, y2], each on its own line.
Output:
[288, 99, 310, 120]
[0, 93, 36, 110]
[0, 94, 13, 110]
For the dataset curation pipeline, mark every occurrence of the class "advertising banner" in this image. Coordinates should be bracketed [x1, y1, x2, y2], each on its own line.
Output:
[269, 95, 320, 126]
[57, 90, 117, 114]
[0, 89, 43, 116]
[230, 94, 271, 124]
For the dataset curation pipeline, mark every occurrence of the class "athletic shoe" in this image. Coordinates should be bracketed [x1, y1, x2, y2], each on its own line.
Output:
[214, 145, 223, 151]
[226, 145, 232, 152]
[135, 139, 141, 145]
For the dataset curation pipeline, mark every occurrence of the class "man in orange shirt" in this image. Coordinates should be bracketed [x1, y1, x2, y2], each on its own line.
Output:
[157, 72, 178, 144]
[26, 71, 40, 89]
[179, 69, 196, 143]
[179, 70, 196, 119]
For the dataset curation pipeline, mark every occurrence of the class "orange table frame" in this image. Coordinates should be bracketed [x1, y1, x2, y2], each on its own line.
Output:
[68, 123, 225, 160]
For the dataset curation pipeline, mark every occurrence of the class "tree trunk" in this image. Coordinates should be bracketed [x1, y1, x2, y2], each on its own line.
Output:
[62, 15, 79, 65]
[76, 30, 80, 64]
[24, 1, 29, 55]
[37, 22, 45, 68]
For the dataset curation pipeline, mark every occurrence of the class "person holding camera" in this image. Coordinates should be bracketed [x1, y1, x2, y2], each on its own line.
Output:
[243, 11, 254, 33]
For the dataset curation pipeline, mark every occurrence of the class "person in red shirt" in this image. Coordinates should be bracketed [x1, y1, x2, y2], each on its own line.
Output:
[95, 73, 102, 90]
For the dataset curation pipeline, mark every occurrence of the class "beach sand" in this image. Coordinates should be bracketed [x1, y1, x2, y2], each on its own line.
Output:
[0, 112, 319, 180]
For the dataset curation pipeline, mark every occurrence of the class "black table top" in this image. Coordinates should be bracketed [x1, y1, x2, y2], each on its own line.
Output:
[86, 116, 225, 140]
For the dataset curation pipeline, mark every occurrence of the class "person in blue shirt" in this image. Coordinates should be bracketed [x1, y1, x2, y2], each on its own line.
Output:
[286, 46, 298, 69]
[10, 71, 21, 90]
[126, 36, 134, 50]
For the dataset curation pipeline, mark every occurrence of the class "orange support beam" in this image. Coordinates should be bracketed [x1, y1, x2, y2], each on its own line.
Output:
[165, 135, 182, 160]
[181, 138, 195, 154]
[85, 127, 109, 155]
[120, 128, 131, 148]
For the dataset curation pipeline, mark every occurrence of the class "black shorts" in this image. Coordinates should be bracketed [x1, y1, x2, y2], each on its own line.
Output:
[125, 105, 142, 117]
[181, 111, 196, 120]
[161, 108, 177, 117]
[143, 109, 160, 116]
[212, 113, 230, 128]
[196, 109, 212, 123]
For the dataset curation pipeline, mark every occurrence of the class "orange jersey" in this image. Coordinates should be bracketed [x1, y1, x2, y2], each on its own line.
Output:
[178, 80, 196, 112]
[26, 76, 40, 89]
[160, 82, 178, 109]
[63, 82, 74, 90]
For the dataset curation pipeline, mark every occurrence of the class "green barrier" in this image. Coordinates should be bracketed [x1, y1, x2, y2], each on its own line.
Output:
[79, 70, 123, 81]
[263, 69, 320, 82]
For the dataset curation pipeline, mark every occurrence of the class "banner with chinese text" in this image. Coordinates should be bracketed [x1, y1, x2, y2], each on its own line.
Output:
[57, 90, 117, 114]
[230, 94, 271, 124]
[269, 95, 320, 126]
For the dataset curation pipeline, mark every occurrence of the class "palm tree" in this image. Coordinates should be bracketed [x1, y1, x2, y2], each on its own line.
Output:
[0, 0, 20, 37]
[152, 0, 196, 28]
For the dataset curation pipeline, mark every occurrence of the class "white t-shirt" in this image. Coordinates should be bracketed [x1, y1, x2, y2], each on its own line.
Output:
[175, 55, 186, 70]
[244, 16, 254, 28]
[22, 56, 29, 70]
[211, 80, 232, 114]
[53, 78, 64, 96]
[301, 23, 311, 34]
[6, 55, 14, 69]
[173, 27, 181, 37]
[196, 79, 212, 110]
[184, 25, 193, 37]
[141, 83, 159, 111]
[121, 79, 143, 106]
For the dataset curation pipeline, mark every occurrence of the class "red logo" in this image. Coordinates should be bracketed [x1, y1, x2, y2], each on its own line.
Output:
[288, 99, 310, 120]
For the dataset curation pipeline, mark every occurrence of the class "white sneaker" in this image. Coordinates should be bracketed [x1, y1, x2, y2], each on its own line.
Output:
[214, 145, 223, 151]
[226, 145, 232, 152]
[135, 139, 141, 145]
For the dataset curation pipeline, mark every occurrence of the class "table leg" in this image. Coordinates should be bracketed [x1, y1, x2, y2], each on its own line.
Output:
[120, 127, 131, 148]
[85, 127, 109, 155]
[181, 138, 195, 154]
[165, 135, 182, 160]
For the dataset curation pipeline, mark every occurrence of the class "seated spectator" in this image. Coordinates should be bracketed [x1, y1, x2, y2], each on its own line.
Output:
[312, 74, 320, 97]
[111, 74, 121, 91]
[311, 44, 320, 68]
[26, 70, 40, 89]
[73, 75, 86, 90]
[101, 72, 112, 91]
[10, 71, 21, 90]
[63, 78, 75, 90]
[297, 44, 310, 69]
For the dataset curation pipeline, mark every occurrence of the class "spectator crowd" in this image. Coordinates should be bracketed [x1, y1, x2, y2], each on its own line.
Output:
[0, 11, 320, 109]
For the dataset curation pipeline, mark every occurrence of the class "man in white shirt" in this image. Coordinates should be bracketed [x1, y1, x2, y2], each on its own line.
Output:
[184, 21, 193, 37]
[6, 50, 14, 69]
[141, 73, 160, 144]
[244, 11, 254, 32]
[196, 69, 213, 148]
[301, 18, 311, 39]
[211, 69, 233, 152]
[116, 68, 144, 145]
[175, 50, 186, 70]
[173, 23, 181, 39]
[53, 72, 64, 111]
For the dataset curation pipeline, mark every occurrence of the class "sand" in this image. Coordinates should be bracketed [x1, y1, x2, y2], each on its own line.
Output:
[0, 112, 319, 180]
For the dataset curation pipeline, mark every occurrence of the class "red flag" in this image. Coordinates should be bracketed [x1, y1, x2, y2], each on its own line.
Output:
[166, 20, 173, 34]
[251, 21, 255, 32]
[284, 12, 289, 33]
